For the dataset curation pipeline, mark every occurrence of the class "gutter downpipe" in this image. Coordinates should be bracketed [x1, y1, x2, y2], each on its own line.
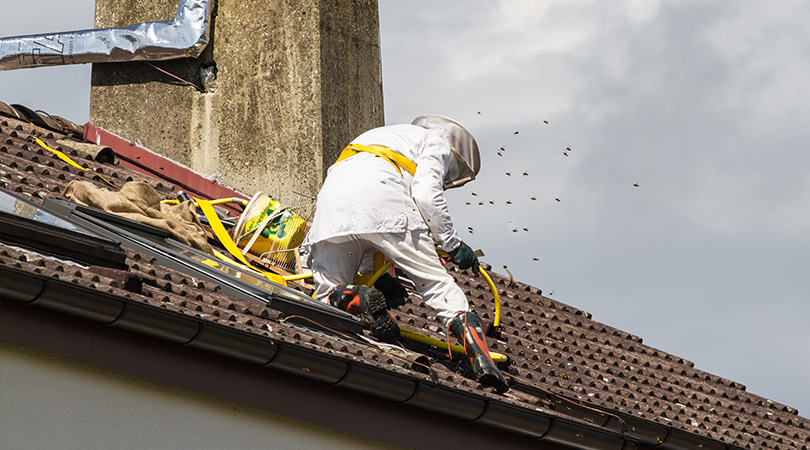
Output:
[0, 0, 212, 71]
[3, 265, 745, 450]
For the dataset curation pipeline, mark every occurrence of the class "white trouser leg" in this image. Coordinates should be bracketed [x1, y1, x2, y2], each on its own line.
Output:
[365, 230, 470, 326]
[310, 230, 470, 325]
[310, 236, 369, 303]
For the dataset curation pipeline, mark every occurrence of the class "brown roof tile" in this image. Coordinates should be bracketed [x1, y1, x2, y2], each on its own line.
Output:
[2, 105, 810, 450]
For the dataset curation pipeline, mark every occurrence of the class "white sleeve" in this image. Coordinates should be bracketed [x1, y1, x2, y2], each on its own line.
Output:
[410, 138, 461, 252]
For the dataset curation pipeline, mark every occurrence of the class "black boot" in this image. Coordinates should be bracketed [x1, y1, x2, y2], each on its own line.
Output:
[449, 311, 509, 393]
[329, 284, 400, 343]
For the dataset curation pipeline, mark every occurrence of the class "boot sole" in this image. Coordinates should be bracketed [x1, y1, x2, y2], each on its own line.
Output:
[473, 355, 510, 393]
[478, 372, 509, 394]
[360, 289, 400, 343]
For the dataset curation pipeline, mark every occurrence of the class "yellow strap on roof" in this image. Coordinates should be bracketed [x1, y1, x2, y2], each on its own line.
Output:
[335, 144, 417, 177]
[196, 198, 287, 286]
[34, 137, 120, 190]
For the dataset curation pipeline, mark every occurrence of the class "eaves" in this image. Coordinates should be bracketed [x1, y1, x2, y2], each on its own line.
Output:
[1, 262, 641, 450]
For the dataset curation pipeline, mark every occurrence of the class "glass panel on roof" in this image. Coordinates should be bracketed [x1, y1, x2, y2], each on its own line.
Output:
[159, 237, 313, 303]
[0, 188, 83, 232]
[1, 189, 127, 269]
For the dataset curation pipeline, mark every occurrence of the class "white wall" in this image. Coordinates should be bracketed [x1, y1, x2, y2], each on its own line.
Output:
[0, 341, 408, 450]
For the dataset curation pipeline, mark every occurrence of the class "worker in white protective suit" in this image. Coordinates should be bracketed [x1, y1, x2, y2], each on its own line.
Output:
[304, 115, 509, 393]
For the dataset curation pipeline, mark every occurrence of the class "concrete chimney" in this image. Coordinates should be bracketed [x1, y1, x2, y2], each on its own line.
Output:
[89, 0, 384, 200]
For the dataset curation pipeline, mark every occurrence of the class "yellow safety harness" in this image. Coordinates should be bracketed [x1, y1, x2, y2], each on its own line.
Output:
[335, 144, 417, 177]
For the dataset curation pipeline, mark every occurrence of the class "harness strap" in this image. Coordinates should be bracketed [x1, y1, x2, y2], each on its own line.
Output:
[335, 144, 417, 177]
[197, 198, 287, 286]
[34, 137, 120, 190]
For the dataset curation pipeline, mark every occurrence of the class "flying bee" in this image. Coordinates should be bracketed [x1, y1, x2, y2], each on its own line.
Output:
[531, 196, 537, 200]
[497, 152, 503, 157]
[488, 200, 494, 205]
[523, 227, 529, 232]
[522, 171, 529, 176]
[506, 199, 512, 205]
[555, 198, 561, 202]
[472, 192, 478, 196]
[506, 172, 511, 176]
[513, 131, 519, 135]
[633, 183, 640, 187]
[465, 202, 471, 205]
[566, 146, 571, 151]
[543, 120, 549, 124]
[563, 152, 568, 157]
[533, 257, 539, 261]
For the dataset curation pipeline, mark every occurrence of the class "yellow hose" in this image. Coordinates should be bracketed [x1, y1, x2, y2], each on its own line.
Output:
[436, 249, 502, 328]
[363, 260, 395, 286]
[281, 272, 314, 281]
[399, 327, 507, 362]
[478, 267, 501, 327]
[369, 256, 505, 360]
[273, 246, 506, 355]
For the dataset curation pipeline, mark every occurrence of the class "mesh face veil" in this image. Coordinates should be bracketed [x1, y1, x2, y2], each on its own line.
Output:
[411, 115, 480, 189]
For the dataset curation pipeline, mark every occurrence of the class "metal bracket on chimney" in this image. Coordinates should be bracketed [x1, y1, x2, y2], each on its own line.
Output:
[0, 0, 212, 71]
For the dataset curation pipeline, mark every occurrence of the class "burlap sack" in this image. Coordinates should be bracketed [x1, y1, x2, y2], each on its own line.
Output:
[64, 180, 213, 254]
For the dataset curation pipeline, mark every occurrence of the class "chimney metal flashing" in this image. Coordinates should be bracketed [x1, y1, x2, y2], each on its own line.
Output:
[0, 0, 212, 71]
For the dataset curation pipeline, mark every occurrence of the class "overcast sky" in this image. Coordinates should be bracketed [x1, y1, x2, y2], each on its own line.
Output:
[1, 1, 808, 414]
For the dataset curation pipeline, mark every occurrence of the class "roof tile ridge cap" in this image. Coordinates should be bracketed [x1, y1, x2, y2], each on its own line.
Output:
[2, 114, 54, 139]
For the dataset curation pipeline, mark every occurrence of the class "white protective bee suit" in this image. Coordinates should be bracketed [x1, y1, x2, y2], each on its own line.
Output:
[304, 115, 480, 326]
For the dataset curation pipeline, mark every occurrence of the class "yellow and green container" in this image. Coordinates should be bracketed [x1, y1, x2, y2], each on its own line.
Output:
[231, 192, 307, 266]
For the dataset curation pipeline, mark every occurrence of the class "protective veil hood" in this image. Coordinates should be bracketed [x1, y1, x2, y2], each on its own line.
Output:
[412, 115, 480, 189]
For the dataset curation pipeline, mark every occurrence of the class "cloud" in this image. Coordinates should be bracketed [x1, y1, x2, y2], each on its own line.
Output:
[383, 1, 810, 412]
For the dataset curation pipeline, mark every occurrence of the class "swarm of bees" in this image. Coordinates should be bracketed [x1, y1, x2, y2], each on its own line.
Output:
[461, 113, 641, 272]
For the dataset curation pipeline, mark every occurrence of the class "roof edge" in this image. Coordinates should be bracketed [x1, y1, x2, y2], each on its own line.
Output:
[1, 263, 644, 449]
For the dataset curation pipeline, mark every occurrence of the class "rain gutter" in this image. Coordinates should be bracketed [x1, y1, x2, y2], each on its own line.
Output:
[0, 0, 212, 71]
[1, 269, 748, 450]
[2, 263, 744, 449]
[0, 263, 636, 450]
[511, 380, 744, 450]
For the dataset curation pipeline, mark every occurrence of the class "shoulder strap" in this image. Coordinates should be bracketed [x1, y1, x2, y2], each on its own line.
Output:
[335, 144, 417, 177]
